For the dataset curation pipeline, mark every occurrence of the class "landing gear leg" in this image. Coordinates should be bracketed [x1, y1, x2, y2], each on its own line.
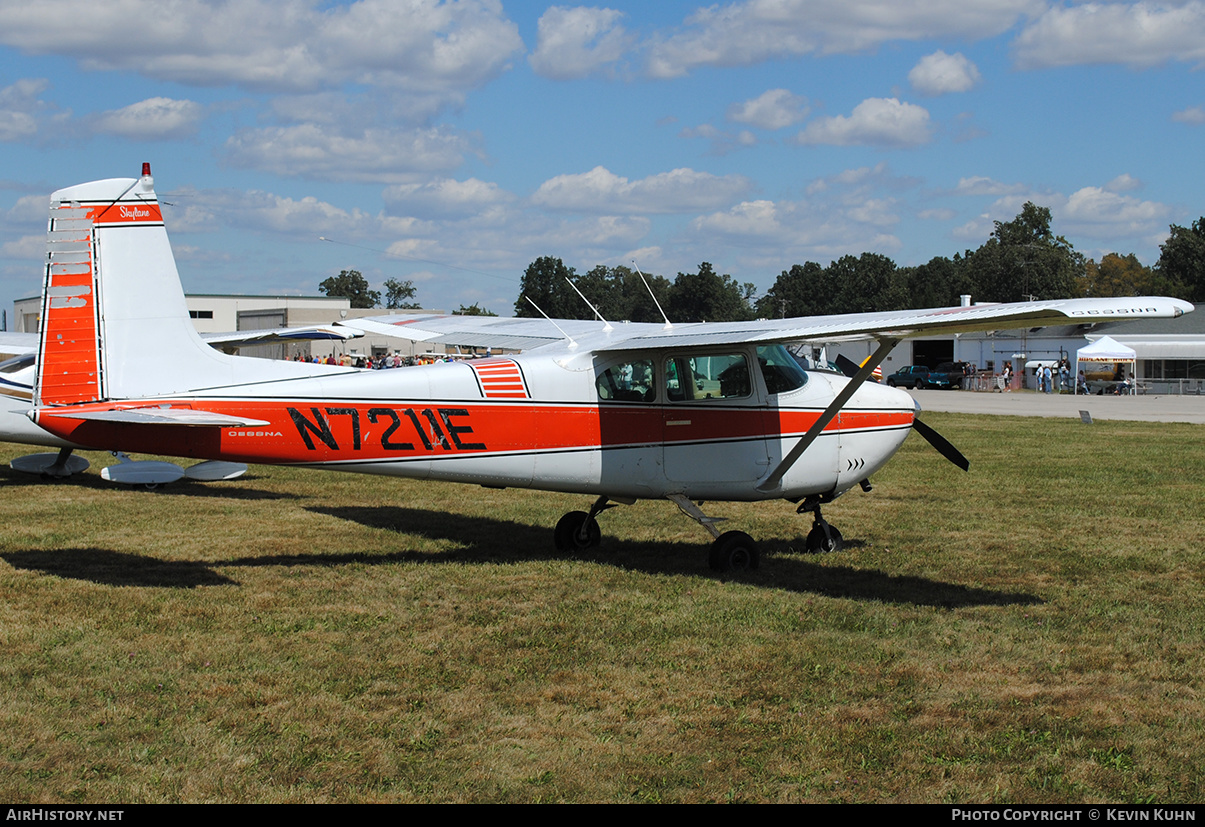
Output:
[44, 448, 77, 479]
[797, 497, 843, 554]
[667, 494, 760, 572]
[554, 495, 620, 552]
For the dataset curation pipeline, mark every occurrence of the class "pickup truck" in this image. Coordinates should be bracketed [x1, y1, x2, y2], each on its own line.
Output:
[885, 364, 963, 390]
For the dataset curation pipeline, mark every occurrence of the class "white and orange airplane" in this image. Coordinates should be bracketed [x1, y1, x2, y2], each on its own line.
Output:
[25, 167, 1194, 570]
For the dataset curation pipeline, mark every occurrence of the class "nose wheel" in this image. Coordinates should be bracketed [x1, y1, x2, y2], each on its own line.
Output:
[797, 498, 843, 554]
[805, 521, 842, 554]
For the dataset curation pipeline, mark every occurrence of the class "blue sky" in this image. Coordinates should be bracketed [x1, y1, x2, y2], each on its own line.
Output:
[2, 1, 1203, 320]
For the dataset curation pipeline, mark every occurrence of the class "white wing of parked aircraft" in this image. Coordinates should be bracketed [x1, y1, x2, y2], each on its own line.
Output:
[24, 166, 1194, 569]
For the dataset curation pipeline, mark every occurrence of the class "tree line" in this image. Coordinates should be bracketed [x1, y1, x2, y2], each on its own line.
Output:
[514, 204, 1205, 323]
[317, 271, 496, 316]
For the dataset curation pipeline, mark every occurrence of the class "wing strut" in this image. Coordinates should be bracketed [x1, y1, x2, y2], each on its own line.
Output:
[757, 337, 900, 492]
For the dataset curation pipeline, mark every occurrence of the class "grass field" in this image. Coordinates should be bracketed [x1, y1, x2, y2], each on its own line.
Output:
[2, 412, 1203, 803]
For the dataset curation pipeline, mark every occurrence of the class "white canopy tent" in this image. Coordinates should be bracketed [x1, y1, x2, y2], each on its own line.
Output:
[1076, 335, 1137, 395]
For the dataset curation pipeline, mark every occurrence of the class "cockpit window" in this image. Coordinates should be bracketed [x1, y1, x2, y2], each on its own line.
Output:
[596, 358, 655, 402]
[756, 345, 808, 394]
[665, 353, 751, 401]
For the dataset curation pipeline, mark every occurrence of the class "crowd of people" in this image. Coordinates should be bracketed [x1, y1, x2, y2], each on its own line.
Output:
[292, 352, 474, 369]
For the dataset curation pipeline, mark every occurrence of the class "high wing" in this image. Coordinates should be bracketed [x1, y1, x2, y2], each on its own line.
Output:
[337, 314, 594, 352]
[340, 297, 1193, 354]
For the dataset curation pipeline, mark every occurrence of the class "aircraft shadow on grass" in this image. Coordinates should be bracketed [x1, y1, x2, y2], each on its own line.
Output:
[1, 548, 239, 588]
[0, 466, 301, 502]
[0, 507, 1041, 608]
[307, 505, 1043, 610]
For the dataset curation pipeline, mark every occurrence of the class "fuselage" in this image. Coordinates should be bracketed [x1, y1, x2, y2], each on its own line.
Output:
[33, 345, 917, 502]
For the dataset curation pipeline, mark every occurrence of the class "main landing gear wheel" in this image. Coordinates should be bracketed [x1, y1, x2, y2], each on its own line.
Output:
[554, 511, 601, 552]
[805, 523, 843, 554]
[709, 531, 760, 572]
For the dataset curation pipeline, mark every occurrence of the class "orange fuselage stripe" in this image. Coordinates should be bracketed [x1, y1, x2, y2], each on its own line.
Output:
[36, 399, 915, 465]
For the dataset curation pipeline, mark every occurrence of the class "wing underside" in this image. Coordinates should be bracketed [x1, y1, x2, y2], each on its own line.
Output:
[337, 298, 1193, 354]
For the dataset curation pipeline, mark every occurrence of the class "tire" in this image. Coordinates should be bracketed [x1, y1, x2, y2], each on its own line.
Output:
[709, 531, 760, 572]
[554, 511, 601, 552]
[805, 523, 843, 554]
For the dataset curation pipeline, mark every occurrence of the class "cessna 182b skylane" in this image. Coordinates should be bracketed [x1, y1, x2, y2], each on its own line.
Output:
[27, 168, 1194, 570]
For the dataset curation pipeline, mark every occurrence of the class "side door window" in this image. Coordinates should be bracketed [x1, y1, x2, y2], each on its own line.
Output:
[596, 358, 656, 402]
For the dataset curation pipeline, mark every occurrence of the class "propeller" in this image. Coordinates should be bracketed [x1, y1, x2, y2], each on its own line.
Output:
[911, 416, 970, 472]
[835, 353, 968, 471]
[835, 353, 861, 377]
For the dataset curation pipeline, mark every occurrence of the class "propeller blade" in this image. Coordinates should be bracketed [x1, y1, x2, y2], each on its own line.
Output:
[835, 353, 861, 378]
[912, 417, 970, 472]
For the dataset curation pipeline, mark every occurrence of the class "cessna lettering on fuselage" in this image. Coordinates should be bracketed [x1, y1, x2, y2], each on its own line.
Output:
[26, 166, 1194, 571]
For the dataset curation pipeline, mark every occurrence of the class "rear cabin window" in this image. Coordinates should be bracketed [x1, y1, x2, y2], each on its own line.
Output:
[665, 353, 751, 401]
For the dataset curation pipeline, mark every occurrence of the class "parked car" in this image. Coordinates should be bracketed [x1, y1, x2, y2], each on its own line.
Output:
[886, 364, 961, 390]
[886, 365, 929, 388]
[932, 362, 967, 389]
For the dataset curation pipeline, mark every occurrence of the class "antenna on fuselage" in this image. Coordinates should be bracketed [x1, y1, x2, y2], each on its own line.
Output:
[525, 296, 578, 349]
[564, 278, 613, 332]
[633, 261, 673, 330]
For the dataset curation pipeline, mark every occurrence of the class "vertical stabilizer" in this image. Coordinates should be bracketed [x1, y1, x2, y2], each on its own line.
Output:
[35, 165, 346, 406]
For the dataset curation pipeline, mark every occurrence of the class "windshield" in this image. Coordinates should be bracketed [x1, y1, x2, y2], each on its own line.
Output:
[756, 345, 808, 394]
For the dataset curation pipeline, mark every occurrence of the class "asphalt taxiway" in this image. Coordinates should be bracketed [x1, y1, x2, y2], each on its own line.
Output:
[908, 388, 1205, 424]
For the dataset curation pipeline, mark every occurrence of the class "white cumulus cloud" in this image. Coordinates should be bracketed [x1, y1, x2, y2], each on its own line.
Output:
[952, 176, 1028, 196]
[1172, 105, 1205, 124]
[727, 88, 809, 129]
[0, 0, 523, 95]
[529, 6, 632, 79]
[690, 196, 903, 259]
[795, 98, 933, 147]
[162, 187, 376, 238]
[1014, 2, 1205, 69]
[224, 124, 473, 182]
[92, 97, 205, 140]
[1105, 174, 1142, 193]
[908, 51, 981, 95]
[1060, 186, 1171, 236]
[0, 78, 56, 142]
[383, 177, 515, 218]
[531, 166, 754, 214]
[646, 0, 1039, 78]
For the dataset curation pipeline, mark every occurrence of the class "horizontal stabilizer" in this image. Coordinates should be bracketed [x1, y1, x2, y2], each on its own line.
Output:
[183, 460, 248, 481]
[10, 452, 90, 476]
[101, 460, 185, 485]
[39, 408, 270, 427]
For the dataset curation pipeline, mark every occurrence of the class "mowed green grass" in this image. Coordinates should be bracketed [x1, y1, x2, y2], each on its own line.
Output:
[1, 411, 1203, 803]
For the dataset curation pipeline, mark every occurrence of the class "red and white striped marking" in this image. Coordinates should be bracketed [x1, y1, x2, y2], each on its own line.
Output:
[470, 359, 529, 399]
